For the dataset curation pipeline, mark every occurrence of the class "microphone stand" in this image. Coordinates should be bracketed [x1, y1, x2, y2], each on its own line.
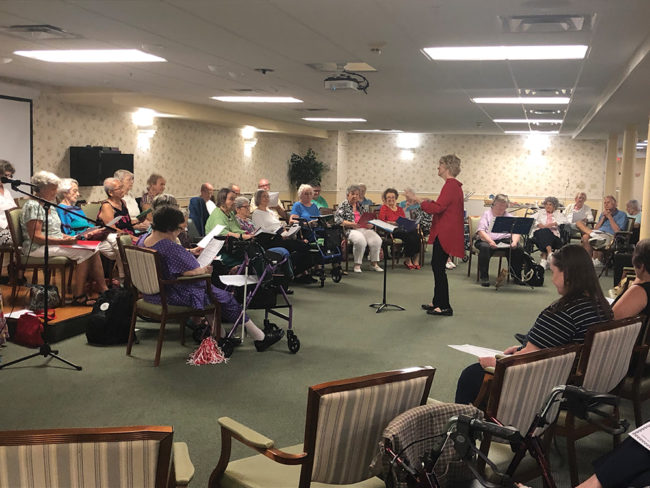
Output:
[0, 179, 106, 371]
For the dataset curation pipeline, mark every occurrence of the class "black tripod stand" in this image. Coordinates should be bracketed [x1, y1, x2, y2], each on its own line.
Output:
[0, 178, 89, 371]
[370, 236, 405, 313]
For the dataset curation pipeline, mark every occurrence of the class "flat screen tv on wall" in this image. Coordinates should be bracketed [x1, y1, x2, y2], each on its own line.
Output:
[69, 146, 134, 186]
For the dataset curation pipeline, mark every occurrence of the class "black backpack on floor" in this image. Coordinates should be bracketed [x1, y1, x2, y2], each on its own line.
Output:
[86, 288, 134, 345]
[517, 252, 545, 287]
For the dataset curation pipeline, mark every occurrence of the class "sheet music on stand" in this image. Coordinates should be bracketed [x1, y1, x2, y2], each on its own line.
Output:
[489, 216, 534, 235]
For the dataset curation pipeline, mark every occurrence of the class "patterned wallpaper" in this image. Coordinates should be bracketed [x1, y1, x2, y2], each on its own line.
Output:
[31, 93, 609, 205]
[32, 94, 300, 202]
[343, 133, 608, 200]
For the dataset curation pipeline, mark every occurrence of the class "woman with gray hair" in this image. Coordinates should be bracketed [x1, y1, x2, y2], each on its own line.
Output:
[289, 184, 320, 223]
[114, 169, 149, 231]
[97, 177, 135, 236]
[20, 170, 108, 305]
[141, 173, 166, 221]
[334, 184, 383, 273]
[0, 160, 17, 245]
[532, 196, 568, 269]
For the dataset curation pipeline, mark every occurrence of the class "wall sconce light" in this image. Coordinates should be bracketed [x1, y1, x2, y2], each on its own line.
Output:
[524, 133, 551, 155]
[132, 108, 156, 127]
[241, 125, 257, 139]
[244, 138, 258, 158]
[137, 129, 156, 151]
[399, 149, 415, 161]
[396, 133, 421, 149]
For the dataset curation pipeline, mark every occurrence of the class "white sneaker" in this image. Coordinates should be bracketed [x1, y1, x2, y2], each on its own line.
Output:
[353, 265, 362, 273]
[539, 258, 548, 269]
[593, 258, 604, 268]
[372, 264, 384, 272]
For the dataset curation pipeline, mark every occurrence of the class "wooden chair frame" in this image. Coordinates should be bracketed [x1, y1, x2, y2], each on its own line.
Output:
[547, 315, 644, 486]
[5, 208, 74, 302]
[209, 366, 436, 488]
[619, 315, 650, 427]
[119, 242, 222, 367]
[0, 425, 174, 488]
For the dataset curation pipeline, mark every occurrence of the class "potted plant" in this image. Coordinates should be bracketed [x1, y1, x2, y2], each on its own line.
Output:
[288, 148, 328, 191]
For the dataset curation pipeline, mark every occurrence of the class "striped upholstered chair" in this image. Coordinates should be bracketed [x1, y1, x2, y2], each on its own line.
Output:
[119, 243, 221, 367]
[474, 344, 581, 485]
[0, 425, 194, 487]
[549, 315, 644, 486]
[208, 366, 436, 488]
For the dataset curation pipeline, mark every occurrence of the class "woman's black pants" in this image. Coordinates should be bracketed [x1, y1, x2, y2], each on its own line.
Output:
[430, 237, 450, 309]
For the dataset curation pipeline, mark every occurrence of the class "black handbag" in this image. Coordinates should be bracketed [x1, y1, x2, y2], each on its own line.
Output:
[28, 284, 62, 310]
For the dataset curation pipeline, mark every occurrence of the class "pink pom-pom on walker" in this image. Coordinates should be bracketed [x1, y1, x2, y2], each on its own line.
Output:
[187, 337, 227, 365]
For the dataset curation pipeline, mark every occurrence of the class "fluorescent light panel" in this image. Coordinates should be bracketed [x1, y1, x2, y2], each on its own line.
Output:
[303, 117, 366, 122]
[505, 130, 559, 134]
[14, 49, 166, 62]
[493, 119, 563, 124]
[213, 96, 302, 103]
[352, 129, 403, 133]
[422, 45, 588, 60]
[472, 97, 570, 104]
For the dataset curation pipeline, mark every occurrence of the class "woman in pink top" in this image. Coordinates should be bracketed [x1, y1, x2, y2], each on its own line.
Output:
[379, 188, 420, 269]
[532, 196, 568, 269]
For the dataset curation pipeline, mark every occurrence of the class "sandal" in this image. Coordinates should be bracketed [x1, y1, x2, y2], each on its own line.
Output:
[71, 294, 97, 307]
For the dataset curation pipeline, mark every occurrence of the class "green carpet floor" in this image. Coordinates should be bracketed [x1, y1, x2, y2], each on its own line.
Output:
[0, 255, 646, 487]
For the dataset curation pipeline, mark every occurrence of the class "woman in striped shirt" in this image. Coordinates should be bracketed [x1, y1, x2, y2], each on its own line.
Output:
[455, 244, 612, 404]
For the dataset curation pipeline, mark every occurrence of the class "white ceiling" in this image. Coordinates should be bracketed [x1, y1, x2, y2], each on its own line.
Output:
[0, 0, 648, 140]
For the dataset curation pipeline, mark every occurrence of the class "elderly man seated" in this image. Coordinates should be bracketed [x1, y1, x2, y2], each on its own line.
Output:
[577, 195, 628, 267]
[475, 194, 525, 287]
[188, 182, 214, 236]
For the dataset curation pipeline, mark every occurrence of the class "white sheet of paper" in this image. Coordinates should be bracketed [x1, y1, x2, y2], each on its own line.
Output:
[5, 309, 32, 319]
[197, 238, 224, 267]
[268, 191, 280, 207]
[197, 224, 225, 249]
[630, 422, 650, 451]
[369, 219, 396, 233]
[605, 296, 615, 304]
[219, 275, 258, 286]
[449, 344, 504, 357]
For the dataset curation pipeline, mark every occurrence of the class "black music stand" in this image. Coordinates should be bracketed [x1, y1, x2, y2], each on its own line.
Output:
[369, 221, 405, 313]
[490, 216, 534, 288]
[0, 178, 105, 371]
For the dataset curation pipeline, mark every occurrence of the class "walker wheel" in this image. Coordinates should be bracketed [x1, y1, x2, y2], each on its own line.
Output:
[218, 338, 235, 358]
[331, 268, 342, 283]
[462, 256, 469, 262]
[287, 330, 300, 353]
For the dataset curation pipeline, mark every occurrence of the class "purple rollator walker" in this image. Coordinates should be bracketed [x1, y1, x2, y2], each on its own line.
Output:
[217, 240, 297, 358]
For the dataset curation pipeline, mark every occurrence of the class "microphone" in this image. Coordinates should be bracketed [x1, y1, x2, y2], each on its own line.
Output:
[1, 176, 36, 188]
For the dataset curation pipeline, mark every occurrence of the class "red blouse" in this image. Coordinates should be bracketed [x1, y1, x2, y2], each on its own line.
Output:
[378, 205, 405, 223]
[420, 178, 465, 258]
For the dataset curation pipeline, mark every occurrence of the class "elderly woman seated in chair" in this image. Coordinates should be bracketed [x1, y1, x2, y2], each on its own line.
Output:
[454, 245, 612, 405]
[379, 188, 421, 269]
[97, 177, 137, 238]
[20, 171, 108, 306]
[531, 196, 568, 269]
[137, 206, 283, 352]
[612, 239, 650, 320]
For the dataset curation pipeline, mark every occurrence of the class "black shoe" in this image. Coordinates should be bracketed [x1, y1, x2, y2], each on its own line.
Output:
[481, 281, 490, 287]
[421, 304, 435, 311]
[427, 307, 453, 316]
[284, 288, 294, 295]
[254, 328, 285, 352]
[514, 333, 528, 345]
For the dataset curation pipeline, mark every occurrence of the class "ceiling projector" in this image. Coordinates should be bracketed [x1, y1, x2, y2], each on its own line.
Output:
[323, 71, 369, 93]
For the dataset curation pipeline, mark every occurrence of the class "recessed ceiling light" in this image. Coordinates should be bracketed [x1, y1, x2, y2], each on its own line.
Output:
[422, 45, 588, 61]
[505, 130, 559, 135]
[302, 117, 366, 122]
[472, 97, 570, 104]
[212, 96, 303, 103]
[493, 119, 563, 124]
[14, 49, 166, 62]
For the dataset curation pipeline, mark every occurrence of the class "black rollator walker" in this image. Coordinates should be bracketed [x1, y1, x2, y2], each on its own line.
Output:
[217, 238, 298, 358]
[382, 385, 628, 488]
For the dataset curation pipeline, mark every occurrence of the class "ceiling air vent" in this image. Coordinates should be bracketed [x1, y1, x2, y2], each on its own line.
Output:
[307, 62, 376, 72]
[528, 108, 565, 115]
[519, 88, 572, 96]
[500, 14, 594, 33]
[0, 24, 79, 40]
[294, 108, 328, 112]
